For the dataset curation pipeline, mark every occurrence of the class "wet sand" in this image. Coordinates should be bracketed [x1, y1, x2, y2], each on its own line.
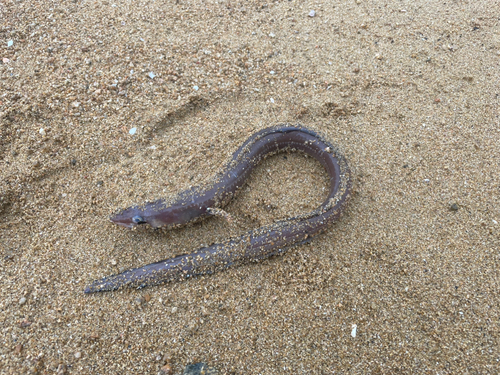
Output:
[1, 0, 499, 373]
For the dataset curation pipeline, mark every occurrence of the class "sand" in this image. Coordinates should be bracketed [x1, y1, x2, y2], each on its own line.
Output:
[1, 0, 499, 373]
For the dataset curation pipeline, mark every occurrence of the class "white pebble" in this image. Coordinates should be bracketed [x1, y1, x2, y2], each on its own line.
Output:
[171, 306, 178, 314]
[351, 324, 357, 338]
[74, 351, 81, 359]
[19, 297, 27, 305]
[39, 128, 46, 136]
[269, 32, 275, 38]
[270, 71, 275, 75]
[129, 127, 137, 135]
[193, 85, 199, 91]
[269, 98, 275, 103]
[8, 40, 13, 47]
[148, 72, 156, 79]
[308, 10, 316, 17]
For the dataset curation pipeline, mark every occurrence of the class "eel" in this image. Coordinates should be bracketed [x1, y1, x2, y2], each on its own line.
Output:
[84, 125, 351, 293]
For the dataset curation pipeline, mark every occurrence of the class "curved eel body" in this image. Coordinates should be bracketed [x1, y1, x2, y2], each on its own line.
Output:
[85, 125, 351, 293]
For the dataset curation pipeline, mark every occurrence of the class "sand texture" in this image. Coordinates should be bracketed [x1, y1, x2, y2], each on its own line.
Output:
[1, 0, 499, 373]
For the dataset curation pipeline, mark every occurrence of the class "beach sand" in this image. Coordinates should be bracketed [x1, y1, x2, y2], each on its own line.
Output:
[1, 0, 499, 373]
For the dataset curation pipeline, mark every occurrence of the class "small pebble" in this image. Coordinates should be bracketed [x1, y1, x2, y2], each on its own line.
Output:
[148, 72, 156, 79]
[110, 259, 117, 266]
[39, 128, 46, 136]
[269, 32, 275, 38]
[14, 344, 23, 355]
[450, 203, 459, 211]
[193, 85, 199, 91]
[308, 10, 316, 17]
[3, 57, 10, 63]
[19, 297, 27, 305]
[74, 351, 81, 359]
[7, 40, 13, 47]
[269, 98, 275, 103]
[171, 306, 178, 313]
[144, 293, 151, 302]
[129, 127, 137, 135]
[160, 364, 173, 375]
[351, 324, 357, 338]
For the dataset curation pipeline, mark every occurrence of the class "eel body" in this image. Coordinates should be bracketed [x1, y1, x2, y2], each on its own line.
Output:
[85, 125, 351, 293]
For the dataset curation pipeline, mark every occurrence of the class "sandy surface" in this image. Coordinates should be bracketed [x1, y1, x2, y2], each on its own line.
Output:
[1, 0, 499, 373]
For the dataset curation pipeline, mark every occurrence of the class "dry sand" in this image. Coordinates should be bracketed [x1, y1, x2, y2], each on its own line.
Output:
[1, 0, 499, 374]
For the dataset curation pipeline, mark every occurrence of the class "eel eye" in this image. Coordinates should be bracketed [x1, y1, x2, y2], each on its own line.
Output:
[132, 215, 146, 224]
